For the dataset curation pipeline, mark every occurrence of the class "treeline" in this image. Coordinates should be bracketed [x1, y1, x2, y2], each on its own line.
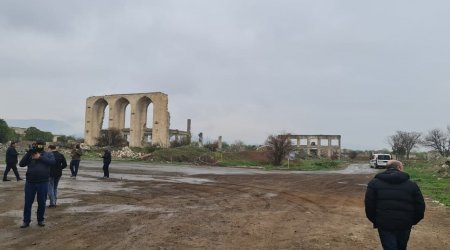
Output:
[0, 119, 54, 142]
[0, 119, 19, 143]
[388, 126, 450, 159]
[0, 119, 18, 143]
[0, 118, 78, 144]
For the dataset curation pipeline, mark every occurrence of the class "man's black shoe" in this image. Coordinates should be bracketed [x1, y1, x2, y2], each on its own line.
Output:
[3, 179, 11, 181]
[48, 204, 56, 208]
[20, 223, 30, 228]
[17, 178, 23, 181]
[38, 221, 45, 227]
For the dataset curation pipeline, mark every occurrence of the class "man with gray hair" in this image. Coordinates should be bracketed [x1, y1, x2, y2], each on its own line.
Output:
[365, 160, 425, 250]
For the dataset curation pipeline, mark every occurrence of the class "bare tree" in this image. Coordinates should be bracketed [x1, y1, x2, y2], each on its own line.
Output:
[388, 131, 421, 159]
[389, 134, 406, 159]
[347, 150, 359, 160]
[422, 127, 450, 157]
[265, 134, 294, 166]
[96, 128, 128, 147]
[229, 140, 245, 152]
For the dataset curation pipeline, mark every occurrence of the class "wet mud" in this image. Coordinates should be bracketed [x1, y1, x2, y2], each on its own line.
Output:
[0, 161, 449, 249]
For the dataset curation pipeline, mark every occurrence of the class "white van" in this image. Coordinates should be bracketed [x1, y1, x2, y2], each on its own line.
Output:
[369, 154, 392, 169]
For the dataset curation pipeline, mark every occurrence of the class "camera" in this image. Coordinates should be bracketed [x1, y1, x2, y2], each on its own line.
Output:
[28, 141, 46, 154]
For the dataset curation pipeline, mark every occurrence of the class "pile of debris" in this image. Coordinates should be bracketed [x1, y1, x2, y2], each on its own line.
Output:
[434, 157, 450, 178]
[111, 147, 145, 159]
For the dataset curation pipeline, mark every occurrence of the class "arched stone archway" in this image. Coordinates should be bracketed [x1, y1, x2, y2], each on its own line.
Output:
[131, 96, 152, 146]
[85, 92, 170, 148]
[84, 98, 108, 146]
[110, 97, 130, 130]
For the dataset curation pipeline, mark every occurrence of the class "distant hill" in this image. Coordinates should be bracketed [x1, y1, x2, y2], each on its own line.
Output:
[6, 119, 83, 137]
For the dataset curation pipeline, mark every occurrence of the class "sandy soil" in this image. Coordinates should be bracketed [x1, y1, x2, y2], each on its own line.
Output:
[0, 161, 449, 250]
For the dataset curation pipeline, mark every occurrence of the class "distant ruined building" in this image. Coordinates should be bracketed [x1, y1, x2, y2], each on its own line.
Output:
[10, 127, 26, 141]
[287, 134, 342, 159]
[84, 92, 190, 148]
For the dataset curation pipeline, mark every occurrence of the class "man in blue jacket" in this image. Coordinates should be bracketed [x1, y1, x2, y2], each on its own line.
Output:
[365, 160, 425, 250]
[47, 144, 67, 207]
[19, 141, 55, 228]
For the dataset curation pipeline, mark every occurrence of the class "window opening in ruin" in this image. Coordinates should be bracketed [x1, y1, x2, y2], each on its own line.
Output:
[320, 139, 329, 146]
[299, 139, 307, 145]
[123, 103, 131, 142]
[124, 103, 131, 129]
[101, 105, 110, 130]
[145, 102, 154, 143]
[331, 139, 339, 146]
[146, 103, 153, 129]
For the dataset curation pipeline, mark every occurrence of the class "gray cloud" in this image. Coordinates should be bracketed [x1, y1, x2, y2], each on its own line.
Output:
[1, 0, 449, 149]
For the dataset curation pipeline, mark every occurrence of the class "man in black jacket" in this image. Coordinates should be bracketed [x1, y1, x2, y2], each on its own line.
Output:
[19, 141, 55, 228]
[47, 145, 67, 207]
[101, 149, 112, 178]
[365, 160, 425, 250]
[3, 141, 22, 181]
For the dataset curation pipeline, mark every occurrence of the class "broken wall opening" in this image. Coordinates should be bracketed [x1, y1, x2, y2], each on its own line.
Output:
[101, 104, 110, 130]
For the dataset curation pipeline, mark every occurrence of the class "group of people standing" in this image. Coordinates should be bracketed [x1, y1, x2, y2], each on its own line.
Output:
[3, 141, 112, 228]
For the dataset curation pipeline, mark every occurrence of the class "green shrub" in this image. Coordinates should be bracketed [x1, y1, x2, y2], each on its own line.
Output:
[312, 160, 341, 168]
[149, 146, 214, 164]
[406, 160, 450, 207]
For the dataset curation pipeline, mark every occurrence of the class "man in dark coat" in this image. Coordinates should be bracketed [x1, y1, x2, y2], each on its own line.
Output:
[47, 145, 67, 207]
[3, 141, 22, 181]
[19, 141, 55, 228]
[69, 144, 83, 177]
[101, 149, 112, 178]
[365, 160, 425, 250]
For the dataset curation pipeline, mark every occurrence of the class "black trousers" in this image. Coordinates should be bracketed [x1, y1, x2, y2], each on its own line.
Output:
[3, 163, 21, 180]
[103, 163, 110, 177]
[378, 228, 411, 250]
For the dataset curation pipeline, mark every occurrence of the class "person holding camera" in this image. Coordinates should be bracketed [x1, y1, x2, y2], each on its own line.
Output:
[3, 141, 23, 181]
[18, 141, 55, 228]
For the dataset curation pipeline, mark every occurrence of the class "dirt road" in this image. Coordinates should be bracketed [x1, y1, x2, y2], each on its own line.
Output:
[0, 161, 449, 249]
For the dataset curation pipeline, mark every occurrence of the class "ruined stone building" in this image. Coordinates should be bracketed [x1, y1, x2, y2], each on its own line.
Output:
[288, 134, 342, 158]
[10, 127, 26, 141]
[84, 92, 190, 148]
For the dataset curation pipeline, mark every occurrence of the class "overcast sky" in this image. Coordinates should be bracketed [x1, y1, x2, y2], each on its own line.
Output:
[1, 0, 450, 150]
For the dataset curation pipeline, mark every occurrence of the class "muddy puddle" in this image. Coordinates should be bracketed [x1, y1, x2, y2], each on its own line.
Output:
[80, 161, 378, 176]
[64, 204, 172, 214]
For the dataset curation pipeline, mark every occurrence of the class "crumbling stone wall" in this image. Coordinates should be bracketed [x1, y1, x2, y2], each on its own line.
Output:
[288, 134, 342, 159]
[84, 92, 170, 148]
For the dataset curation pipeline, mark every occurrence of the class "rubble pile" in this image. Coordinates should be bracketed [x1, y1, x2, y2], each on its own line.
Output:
[111, 147, 144, 159]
